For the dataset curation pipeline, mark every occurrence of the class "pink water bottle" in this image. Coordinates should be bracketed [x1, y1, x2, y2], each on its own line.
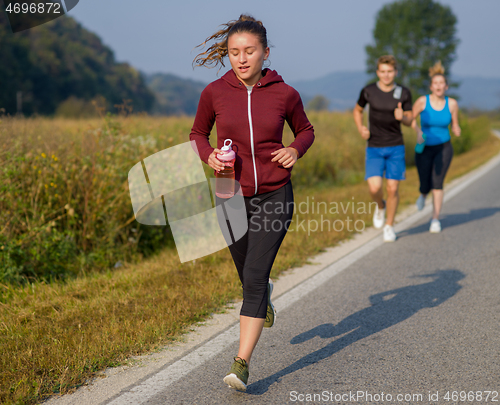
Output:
[216, 139, 236, 198]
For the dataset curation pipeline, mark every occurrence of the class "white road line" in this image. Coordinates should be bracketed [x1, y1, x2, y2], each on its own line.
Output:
[108, 141, 500, 405]
[108, 325, 240, 404]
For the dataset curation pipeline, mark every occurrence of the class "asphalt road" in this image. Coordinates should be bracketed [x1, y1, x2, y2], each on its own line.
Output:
[98, 149, 500, 405]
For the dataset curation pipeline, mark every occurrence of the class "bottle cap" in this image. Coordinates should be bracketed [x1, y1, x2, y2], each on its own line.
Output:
[221, 139, 232, 152]
[217, 139, 235, 162]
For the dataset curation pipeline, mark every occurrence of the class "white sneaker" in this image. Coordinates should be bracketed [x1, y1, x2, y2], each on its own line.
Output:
[383, 224, 397, 242]
[373, 201, 386, 229]
[416, 194, 425, 211]
[429, 219, 441, 233]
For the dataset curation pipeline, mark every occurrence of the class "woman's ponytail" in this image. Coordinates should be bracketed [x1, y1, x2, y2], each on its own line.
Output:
[193, 14, 268, 70]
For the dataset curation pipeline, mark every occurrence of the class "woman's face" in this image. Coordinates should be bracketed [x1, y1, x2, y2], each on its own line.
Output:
[227, 32, 269, 87]
[430, 75, 448, 97]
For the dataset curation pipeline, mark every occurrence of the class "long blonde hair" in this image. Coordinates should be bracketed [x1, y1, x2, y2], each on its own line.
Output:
[193, 14, 268, 69]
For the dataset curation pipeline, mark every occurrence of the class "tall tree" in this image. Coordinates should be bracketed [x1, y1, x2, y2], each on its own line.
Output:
[306, 95, 330, 112]
[365, 0, 459, 97]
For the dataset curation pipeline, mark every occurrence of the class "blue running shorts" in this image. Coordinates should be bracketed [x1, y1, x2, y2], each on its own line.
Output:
[365, 145, 406, 180]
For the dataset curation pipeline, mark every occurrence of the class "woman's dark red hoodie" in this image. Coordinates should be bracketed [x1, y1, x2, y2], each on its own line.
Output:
[189, 68, 315, 196]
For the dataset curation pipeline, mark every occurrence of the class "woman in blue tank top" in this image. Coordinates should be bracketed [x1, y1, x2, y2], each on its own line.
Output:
[411, 61, 461, 233]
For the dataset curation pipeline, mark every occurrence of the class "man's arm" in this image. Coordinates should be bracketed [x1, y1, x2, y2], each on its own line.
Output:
[401, 110, 413, 127]
[394, 102, 413, 126]
[353, 104, 370, 140]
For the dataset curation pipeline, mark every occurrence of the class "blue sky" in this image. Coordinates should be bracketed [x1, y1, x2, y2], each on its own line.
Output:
[69, 0, 500, 84]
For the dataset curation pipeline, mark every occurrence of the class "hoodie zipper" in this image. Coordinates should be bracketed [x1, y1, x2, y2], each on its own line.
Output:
[246, 86, 258, 195]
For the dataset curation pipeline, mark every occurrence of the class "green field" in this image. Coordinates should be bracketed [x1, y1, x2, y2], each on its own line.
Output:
[1, 112, 498, 404]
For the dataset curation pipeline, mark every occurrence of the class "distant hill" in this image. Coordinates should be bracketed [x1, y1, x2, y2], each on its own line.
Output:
[455, 76, 500, 111]
[0, 13, 154, 116]
[144, 73, 206, 116]
[292, 71, 371, 111]
[292, 71, 500, 112]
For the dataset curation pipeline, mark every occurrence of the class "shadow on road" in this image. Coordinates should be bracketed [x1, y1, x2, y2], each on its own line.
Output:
[397, 207, 500, 238]
[248, 269, 465, 395]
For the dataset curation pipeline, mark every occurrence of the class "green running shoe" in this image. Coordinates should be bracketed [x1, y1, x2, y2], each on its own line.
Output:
[223, 357, 249, 391]
[264, 279, 276, 328]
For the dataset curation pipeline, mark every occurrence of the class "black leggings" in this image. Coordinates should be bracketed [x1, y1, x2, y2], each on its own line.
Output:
[217, 181, 294, 319]
[415, 141, 453, 194]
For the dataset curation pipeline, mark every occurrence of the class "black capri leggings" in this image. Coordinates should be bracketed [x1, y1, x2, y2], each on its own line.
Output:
[217, 180, 294, 319]
[415, 141, 453, 195]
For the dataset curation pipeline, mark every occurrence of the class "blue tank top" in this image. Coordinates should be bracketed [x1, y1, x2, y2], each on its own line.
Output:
[420, 95, 452, 146]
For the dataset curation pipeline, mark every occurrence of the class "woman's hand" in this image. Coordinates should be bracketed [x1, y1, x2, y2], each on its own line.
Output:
[207, 148, 225, 172]
[271, 147, 298, 169]
[416, 131, 425, 144]
[452, 124, 461, 137]
[412, 121, 425, 144]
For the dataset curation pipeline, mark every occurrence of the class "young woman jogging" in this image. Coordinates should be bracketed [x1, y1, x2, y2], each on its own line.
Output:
[412, 61, 461, 233]
[189, 14, 315, 391]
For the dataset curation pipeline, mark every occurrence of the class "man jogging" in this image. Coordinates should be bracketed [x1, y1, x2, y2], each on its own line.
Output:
[353, 55, 413, 242]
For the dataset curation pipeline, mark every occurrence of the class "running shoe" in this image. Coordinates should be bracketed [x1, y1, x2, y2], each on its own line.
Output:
[373, 201, 386, 229]
[383, 224, 397, 242]
[223, 357, 249, 391]
[429, 219, 441, 233]
[416, 194, 425, 211]
[264, 280, 276, 328]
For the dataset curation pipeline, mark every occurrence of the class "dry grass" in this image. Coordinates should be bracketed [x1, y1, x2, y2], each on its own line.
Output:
[0, 115, 209, 283]
[1, 113, 499, 404]
[1, 249, 241, 404]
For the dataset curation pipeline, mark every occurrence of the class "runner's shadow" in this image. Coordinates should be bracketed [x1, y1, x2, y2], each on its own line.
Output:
[398, 207, 500, 238]
[247, 269, 465, 395]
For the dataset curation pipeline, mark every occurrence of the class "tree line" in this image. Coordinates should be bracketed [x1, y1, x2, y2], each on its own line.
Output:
[0, 12, 154, 116]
